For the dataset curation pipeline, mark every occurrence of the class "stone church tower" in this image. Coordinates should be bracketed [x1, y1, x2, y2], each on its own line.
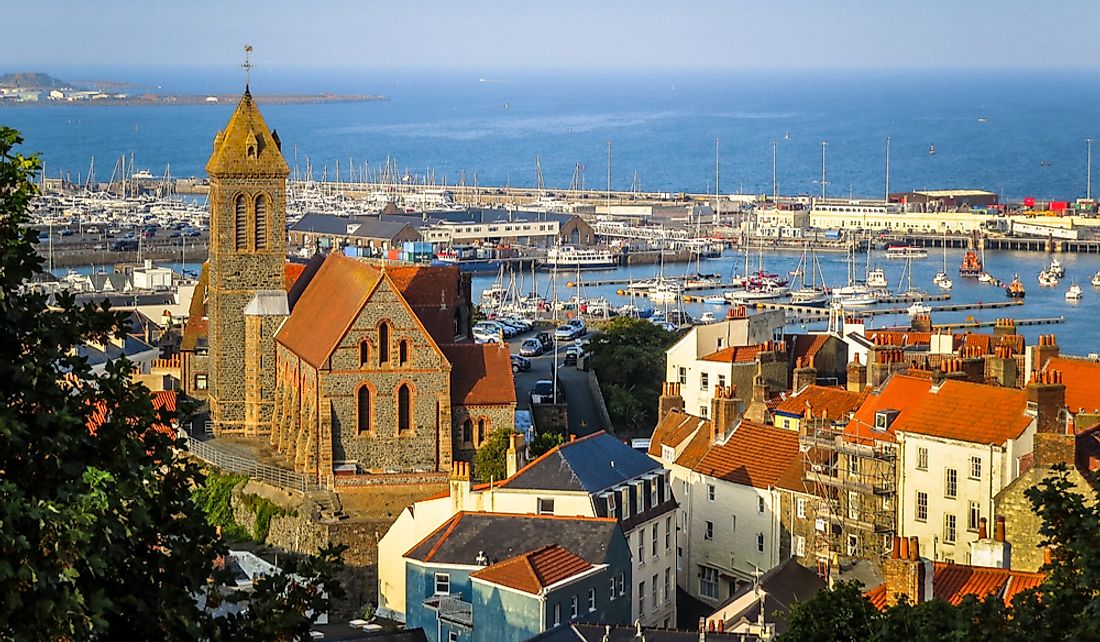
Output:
[206, 88, 290, 435]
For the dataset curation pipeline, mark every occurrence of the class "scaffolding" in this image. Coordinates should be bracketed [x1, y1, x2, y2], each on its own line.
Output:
[800, 413, 897, 578]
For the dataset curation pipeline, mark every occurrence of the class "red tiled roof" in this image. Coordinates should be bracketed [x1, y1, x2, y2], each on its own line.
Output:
[675, 424, 717, 471]
[963, 333, 1024, 356]
[284, 262, 307, 290]
[692, 421, 801, 489]
[648, 409, 708, 458]
[701, 345, 762, 363]
[387, 264, 466, 345]
[865, 563, 1044, 609]
[774, 385, 867, 421]
[845, 375, 934, 445]
[87, 390, 179, 437]
[1046, 356, 1100, 414]
[442, 343, 516, 406]
[470, 544, 593, 594]
[275, 254, 383, 368]
[892, 379, 1030, 445]
[788, 334, 831, 363]
[866, 330, 935, 348]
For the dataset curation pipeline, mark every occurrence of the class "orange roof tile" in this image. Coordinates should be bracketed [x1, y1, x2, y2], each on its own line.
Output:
[892, 379, 1030, 445]
[284, 262, 307, 290]
[701, 345, 763, 363]
[470, 544, 593, 594]
[693, 421, 801, 489]
[442, 343, 516, 406]
[1046, 356, 1100, 414]
[845, 375, 934, 445]
[675, 423, 717, 470]
[865, 563, 1044, 609]
[774, 385, 867, 421]
[788, 334, 831, 363]
[275, 254, 383, 368]
[648, 409, 708, 458]
[866, 330, 934, 347]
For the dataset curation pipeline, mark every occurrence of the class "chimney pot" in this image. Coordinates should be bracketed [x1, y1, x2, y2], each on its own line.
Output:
[899, 537, 910, 560]
[994, 515, 1006, 543]
[908, 536, 920, 561]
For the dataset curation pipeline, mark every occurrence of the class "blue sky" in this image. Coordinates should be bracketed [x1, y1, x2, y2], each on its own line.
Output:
[8, 0, 1100, 71]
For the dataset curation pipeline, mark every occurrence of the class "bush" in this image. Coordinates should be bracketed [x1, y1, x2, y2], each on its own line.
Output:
[192, 472, 250, 541]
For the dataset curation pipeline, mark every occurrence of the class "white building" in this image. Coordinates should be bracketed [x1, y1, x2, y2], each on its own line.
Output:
[377, 431, 678, 628]
[809, 198, 995, 233]
[131, 259, 175, 290]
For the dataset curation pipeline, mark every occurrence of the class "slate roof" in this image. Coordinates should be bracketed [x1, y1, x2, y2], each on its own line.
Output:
[1045, 356, 1100, 414]
[470, 544, 593, 595]
[692, 421, 801, 489]
[442, 343, 516, 406]
[712, 558, 826, 636]
[498, 431, 660, 493]
[531, 624, 740, 641]
[892, 379, 1031, 445]
[773, 385, 866, 421]
[76, 334, 158, 367]
[291, 213, 418, 241]
[865, 563, 1044, 609]
[404, 512, 620, 568]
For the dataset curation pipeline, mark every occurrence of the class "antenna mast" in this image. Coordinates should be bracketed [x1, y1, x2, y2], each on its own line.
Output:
[242, 45, 254, 89]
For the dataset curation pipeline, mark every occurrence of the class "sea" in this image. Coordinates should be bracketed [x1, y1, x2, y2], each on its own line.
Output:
[5, 66, 1100, 350]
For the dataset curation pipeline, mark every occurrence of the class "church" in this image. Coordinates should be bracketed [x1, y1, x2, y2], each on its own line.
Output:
[181, 88, 516, 485]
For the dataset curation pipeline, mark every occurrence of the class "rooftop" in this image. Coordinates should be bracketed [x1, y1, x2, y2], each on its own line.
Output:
[892, 379, 1030, 445]
[470, 544, 593, 595]
[693, 421, 801, 489]
[865, 562, 1044, 609]
[442, 343, 516, 406]
[1045, 356, 1100, 414]
[701, 345, 763, 363]
[499, 431, 660, 494]
[773, 385, 866, 420]
[845, 375, 934, 445]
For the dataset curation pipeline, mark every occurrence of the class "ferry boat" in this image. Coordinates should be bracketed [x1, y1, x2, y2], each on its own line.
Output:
[959, 250, 984, 277]
[540, 246, 617, 270]
[1066, 283, 1083, 302]
[1038, 271, 1059, 287]
[885, 245, 929, 259]
[1005, 274, 1026, 298]
[1092, 271, 1100, 287]
[1048, 258, 1065, 279]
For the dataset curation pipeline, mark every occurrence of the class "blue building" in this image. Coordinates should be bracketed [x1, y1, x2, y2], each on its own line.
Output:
[404, 512, 633, 642]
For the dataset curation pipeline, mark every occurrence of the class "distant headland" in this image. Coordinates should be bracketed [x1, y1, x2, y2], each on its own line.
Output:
[0, 72, 386, 107]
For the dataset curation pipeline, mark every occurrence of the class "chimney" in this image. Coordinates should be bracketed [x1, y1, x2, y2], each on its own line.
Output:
[883, 535, 932, 607]
[1030, 334, 1060, 371]
[505, 433, 525, 478]
[993, 317, 1017, 339]
[793, 356, 817, 391]
[847, 353, 867, 393]
[658, 381, 685, 421]
[987, 344, 1018, 388]
[710, 385, 741, 443]
[970, 515, 1012, 569]
[743, 362, 771, 424]
[449, 461, 471, 511]
[1028, 370, 1075, 469]
[911, 313, 932, 333]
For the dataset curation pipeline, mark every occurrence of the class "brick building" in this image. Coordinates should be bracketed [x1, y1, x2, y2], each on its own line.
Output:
[184, 89, 515, 482]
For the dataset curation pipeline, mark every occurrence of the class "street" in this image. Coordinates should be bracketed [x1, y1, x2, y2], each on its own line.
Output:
[507, 327, 607, 438]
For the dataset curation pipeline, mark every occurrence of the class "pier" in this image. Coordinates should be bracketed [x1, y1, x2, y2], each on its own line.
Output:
[747, 296, 1023, 321]
[933, 316, 1064, 330]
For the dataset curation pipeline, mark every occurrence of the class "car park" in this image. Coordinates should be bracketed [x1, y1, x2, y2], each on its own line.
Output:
[519, 338, 544, 357]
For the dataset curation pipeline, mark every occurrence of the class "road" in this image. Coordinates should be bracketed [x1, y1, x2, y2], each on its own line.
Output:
[507, 327, 607, 438]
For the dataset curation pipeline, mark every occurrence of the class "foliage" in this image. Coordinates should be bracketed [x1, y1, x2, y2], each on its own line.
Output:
[237, 493, 293, 542]
[0, 127, 341, 640]
[529, 430, 566, 458]
[778, 465, 1100, 642]
[587, 316, 678, 436]
[473, 428, 513, 482]
[193, 472, 250, 541]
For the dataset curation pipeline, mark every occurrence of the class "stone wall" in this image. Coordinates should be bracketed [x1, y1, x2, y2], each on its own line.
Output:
[994, 465, 1093, 571]
[451, 403, 515, 460]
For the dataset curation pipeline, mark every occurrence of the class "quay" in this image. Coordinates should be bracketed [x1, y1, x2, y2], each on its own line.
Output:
[748, 296, 1021, 320]
[933, 316, 1064, 330]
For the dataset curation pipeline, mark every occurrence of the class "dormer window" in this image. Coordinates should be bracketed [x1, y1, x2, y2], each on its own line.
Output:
[247, 145, 256, 159]
[874, 409, 900, 431]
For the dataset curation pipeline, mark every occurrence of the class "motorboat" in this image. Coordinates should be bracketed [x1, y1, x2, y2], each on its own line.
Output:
[1038, 271, 1059, 287]
[907, 302, 932, 316]
[1066, 283, 1083, 302]
[1005, 274, 1026, 298]
[697, 312, 717, 324]
[1091, 271, 1100, 287]
[701, 294, 729, 305]
[933, 272, 953, 290]
[865, 267, 889, 289]
[885, 245, 929, 259]
[978, 272, 997, 285]
[1048, 258, 1065, 279]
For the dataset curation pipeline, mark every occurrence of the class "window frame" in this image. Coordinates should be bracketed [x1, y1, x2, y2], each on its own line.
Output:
[969, 456, 982, 481]
[916, 490, 928, 522]
[704, 520, 714, 540]
[537, 497, 555, 515]
[434, 572, 450, 595]
[945, 468, 958, 499]
[587, 588, 596, 612]
[944, 513, 957, 544]
[916, 446, 929, 471]
[699, 566, 719, 599]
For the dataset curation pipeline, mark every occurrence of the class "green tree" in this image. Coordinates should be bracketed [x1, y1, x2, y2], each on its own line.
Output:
[779, 465, 1100, 642]
[529, 431, 566, 458]
[0, 128, 342, 641]
[587, 316, 678, 436]
[473, 428, 513, 482]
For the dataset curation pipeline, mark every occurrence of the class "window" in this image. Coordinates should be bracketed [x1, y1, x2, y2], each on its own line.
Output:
[651, 573, 658, 609]
[397, 384, 412, 434]
[537, 498, 555, 515]
[398, 339, 409, 366]
[194, 374, 208, 391]
[476, 419, 486, 445]
[945, 468, 958, 499]
[678, 367, 687, 385]
[618, 573, 625, 596]
[717, 374, 727, 389]
[254, 194, 267, 250]
[731, 515, 737, 533]
[359, 340, 370, 367]
[848, 455, 860, 476]
[848, 491, 860, 520]
[665, 516, 672, 550]
[356, 386, 371, 434]
[234, 194, 247, 251]
[794, 535, 806, 557]
[621, 488, 631, 519]
[570, 595, 578, 619]
[970, 456, 982, 480]
[700, 372, 709, 391]
[704, 521, 714, 540]
[607, 493, 617, 519]
[637, 531, 645, 564]
[677, 546, 683, 571]
[651, 479, 659, 509]
[661, 445, 675, 461]
[434, 573, 450, 595]
[700, 567, 719, 599]
[968, 501, 981, 532]
[699, 405, 708, 418]
[916, 491, 928, 522]
[378, 323, 390, 365]
[848, 534, 858, 556]
[797, 498, 807, 519]
[944, 513, 957, 544]
[756, 533, 765, 553]
[758, 496, 765, 514]
[638, 581, 645, 616]
[707, 484, 716, 501]
[462, 419, 472, 444]
[587, 588, 596, 612]
[917, 447, 929, 471]
[448, 632, 457, 642]
[609, 577, 616, 600]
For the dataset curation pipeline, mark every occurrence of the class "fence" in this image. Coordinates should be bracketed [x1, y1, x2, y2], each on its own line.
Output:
[178, 428, 319, 493]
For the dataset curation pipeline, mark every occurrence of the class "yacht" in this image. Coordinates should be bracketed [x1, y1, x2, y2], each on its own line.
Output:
[787, 246, 831, 306]
[726, 283, 789, 304]
[648, 281, 682, 304]
[697, 311, 717, 324]
[832, 291, 879, 306]
[1038, 271, 1059, 287]
[701, 294, 729, 305]
[933, 272, 953, 290]
[866, 267, 889, 290]
[885, 245, 929, 259]
[1066, 283, 1083, 302]
[978, 272, 997, 285]
[1048, 258, 1065, 279]
[907, 302, 932, 316]
[541, 245, 617, 270]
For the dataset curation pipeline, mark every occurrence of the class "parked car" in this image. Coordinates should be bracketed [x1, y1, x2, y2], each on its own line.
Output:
[530, 379, 563, 405]
[554, 325, 576, 341]
[536, 331, 553, 348]
[510, 354, 531, 373]
[563, 346, 581, 366]
[519, 338, 544, 357]
[473, 328, 499, 344]
[566, 318, 587, 334]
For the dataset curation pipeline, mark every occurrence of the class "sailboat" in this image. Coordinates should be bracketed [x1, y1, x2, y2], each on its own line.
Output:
[833, 239, 879, 305]
[897, 254, 925, 297]
[933, 233, 953, 290]
[789, 245, 831, 306]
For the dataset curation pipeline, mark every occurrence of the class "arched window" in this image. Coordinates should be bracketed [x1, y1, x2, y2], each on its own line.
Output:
[357, 386, 371, 434]
[234, 194, 248, 251]
[454, 309, 462, 337]
[378, 323, 390, 365]
[255, 193, 268, 250]
[398, 340, 409, 366]
[397, 384, 411, 434]
[462, 419, 473, 444]
[359, 340, 370, 368]
[477, 418, 486, 445]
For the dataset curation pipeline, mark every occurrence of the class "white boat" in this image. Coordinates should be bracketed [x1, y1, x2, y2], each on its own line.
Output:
[726, 284, 789, 303]
[1038, 271, 1059, 287]
[541, 245, 617, 270]
[698, 312, 717, 324]
[907, 302, 932, 316]
[1066, 283, 1083, 302]
[978, 272, 997, 284]
[833, 292, 879, 306]
[701, 294, 729, 305]
[885, 245, 929, 259]
[789, 289, 830, 306]
[1049, 258, 1065, 279]
[933, 272, 953, 290]
[1091, 271, 1100, 287]
[648, 283, 682, 303]
[866, 267, 888, 289]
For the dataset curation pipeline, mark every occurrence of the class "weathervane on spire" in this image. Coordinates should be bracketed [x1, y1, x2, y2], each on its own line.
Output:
[242, 45, 253, 90]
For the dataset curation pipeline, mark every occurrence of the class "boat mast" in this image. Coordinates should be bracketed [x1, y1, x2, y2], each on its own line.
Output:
[885, 136, 891, 201]
[771, 140, 777, 203]
[820, 141, 828, 200]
